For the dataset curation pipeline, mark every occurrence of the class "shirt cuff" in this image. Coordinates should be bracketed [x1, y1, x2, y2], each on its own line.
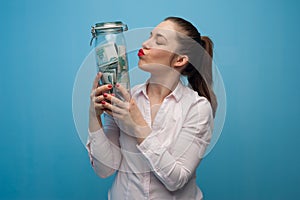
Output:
[87, 128, 110, 146]
[88, 128, 103, 137]
[136, 134, 167, 169]
[137, 134, 160, 152]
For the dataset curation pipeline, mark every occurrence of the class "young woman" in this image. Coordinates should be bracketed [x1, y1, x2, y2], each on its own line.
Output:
[87, 16, 217, 200]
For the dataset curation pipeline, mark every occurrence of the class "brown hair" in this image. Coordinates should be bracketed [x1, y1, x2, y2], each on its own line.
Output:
[164, 16, 217, 117]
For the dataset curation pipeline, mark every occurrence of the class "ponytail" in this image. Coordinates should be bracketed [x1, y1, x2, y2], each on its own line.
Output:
[184, 36, 217, 117]
[164, 17, 218, 117]
[199, 36, 217, 117]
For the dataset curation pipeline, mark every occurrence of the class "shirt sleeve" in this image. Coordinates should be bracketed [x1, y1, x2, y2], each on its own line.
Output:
[86, 113, 122, 178]
[136, 98, 213, 191]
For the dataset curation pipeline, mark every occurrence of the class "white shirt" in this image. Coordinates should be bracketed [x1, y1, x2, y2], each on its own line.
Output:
[86, 81, 214, 200]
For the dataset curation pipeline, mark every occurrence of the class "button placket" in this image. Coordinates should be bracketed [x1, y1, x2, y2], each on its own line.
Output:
[143, 172, 150, 198]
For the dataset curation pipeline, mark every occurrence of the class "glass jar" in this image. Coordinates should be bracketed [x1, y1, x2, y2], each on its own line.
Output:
[90, 21, 130, 97]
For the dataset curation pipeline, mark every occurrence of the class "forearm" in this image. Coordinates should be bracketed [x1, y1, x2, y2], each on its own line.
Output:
[87, 128, 122, 178]
[89, 106, 103, 132]
[87, 110, 122, 178]
[135, 125, 152, 145]
[136, 134, 194, 191]
[136, 128, 210, 192]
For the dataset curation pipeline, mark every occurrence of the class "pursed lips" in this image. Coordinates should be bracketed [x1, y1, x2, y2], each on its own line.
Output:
[138, 49, 145, 57]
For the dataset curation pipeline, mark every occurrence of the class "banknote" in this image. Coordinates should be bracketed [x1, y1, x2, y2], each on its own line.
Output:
[95, 42, 130, 94]
[118, 45, 127, 71]
[97, 60, 118, 94]
[95, 42, 118, 67]
[102, 68, 117, 85]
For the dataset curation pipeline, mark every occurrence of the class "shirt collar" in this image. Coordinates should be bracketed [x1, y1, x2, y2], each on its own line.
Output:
[167, 80, 184, 102]
[137, 79, 185, 102]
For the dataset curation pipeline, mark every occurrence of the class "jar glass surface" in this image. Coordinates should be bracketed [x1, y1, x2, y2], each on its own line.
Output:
[91, 21, 130, 95]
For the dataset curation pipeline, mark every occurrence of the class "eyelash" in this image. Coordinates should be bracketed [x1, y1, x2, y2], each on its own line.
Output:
[148, 34, 165, 45]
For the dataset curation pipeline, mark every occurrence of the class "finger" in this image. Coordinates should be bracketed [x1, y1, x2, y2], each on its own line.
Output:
[94, 95, 105, 103]
[94, 84, 113, 96]
[95, 100, 111, 110]
[105, 110, 126, 125]
[116, 83, 131, 102]
[104, 109, 122, 119]
[94, 103, 105, 112]
[92, 72, 102, 90]
[101, 101, 125, 115]
[103, 93, 128, 109]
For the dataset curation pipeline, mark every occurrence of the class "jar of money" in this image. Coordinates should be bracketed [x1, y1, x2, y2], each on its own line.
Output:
[90, 21, 130, 96]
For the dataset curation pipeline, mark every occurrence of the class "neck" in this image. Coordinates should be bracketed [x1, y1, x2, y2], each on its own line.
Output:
[147, 73, 180, 101]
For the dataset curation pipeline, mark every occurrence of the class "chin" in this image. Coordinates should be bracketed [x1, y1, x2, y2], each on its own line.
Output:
[138, 62, 151, 72]
[138, 59, 148, 69]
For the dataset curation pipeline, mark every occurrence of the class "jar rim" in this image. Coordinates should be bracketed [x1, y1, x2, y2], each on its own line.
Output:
[90, 21, 127, 46]
[94, 21, 127, 31]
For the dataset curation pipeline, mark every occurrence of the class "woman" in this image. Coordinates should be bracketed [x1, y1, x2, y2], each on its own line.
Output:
[87, 16, 217, 200]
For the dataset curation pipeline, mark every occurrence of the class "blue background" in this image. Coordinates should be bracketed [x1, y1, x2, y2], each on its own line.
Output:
[1, 0, 299, 199]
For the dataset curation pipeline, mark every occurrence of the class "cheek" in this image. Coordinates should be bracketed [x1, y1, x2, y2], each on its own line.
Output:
[149, 49, 173, 65]
[138, 48, 174, 72]
[138, 51, 175, 73]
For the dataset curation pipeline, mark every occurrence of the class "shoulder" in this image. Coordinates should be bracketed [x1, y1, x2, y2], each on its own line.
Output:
[180, 86, 213, 123]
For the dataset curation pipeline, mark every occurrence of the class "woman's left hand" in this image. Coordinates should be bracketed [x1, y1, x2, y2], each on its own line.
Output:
[102, 84, 151, 143]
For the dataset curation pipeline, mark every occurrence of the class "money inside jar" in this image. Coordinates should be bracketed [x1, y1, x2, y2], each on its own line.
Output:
[95, 42, 118, 93]
[91, 21, 130, 97]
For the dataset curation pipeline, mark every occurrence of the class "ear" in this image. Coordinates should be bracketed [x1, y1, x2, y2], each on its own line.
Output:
[173, 55, 189, 68]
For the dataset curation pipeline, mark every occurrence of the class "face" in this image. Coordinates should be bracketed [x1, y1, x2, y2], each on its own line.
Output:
[138, 20, 181, 74]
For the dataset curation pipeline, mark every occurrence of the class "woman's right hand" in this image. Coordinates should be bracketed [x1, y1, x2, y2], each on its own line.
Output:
[89, 72, 113, 118]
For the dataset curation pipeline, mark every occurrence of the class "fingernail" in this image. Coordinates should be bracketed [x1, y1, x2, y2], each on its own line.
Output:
[116, 83, 120, 87]
[101, 101, 106, 105]
[111, 93, 115, 96]
[103, 93, 108, 97]
[107, 84, 113, 89]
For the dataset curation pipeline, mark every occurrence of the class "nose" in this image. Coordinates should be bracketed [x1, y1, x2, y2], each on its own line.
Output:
[142, 38, 151, 49]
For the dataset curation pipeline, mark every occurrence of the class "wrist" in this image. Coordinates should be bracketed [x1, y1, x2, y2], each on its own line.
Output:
[134, 125, 151, 144]
[89, 111, 103, 132]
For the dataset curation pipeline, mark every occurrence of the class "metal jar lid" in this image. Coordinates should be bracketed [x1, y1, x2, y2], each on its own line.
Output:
[90, 21, 128, 46]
